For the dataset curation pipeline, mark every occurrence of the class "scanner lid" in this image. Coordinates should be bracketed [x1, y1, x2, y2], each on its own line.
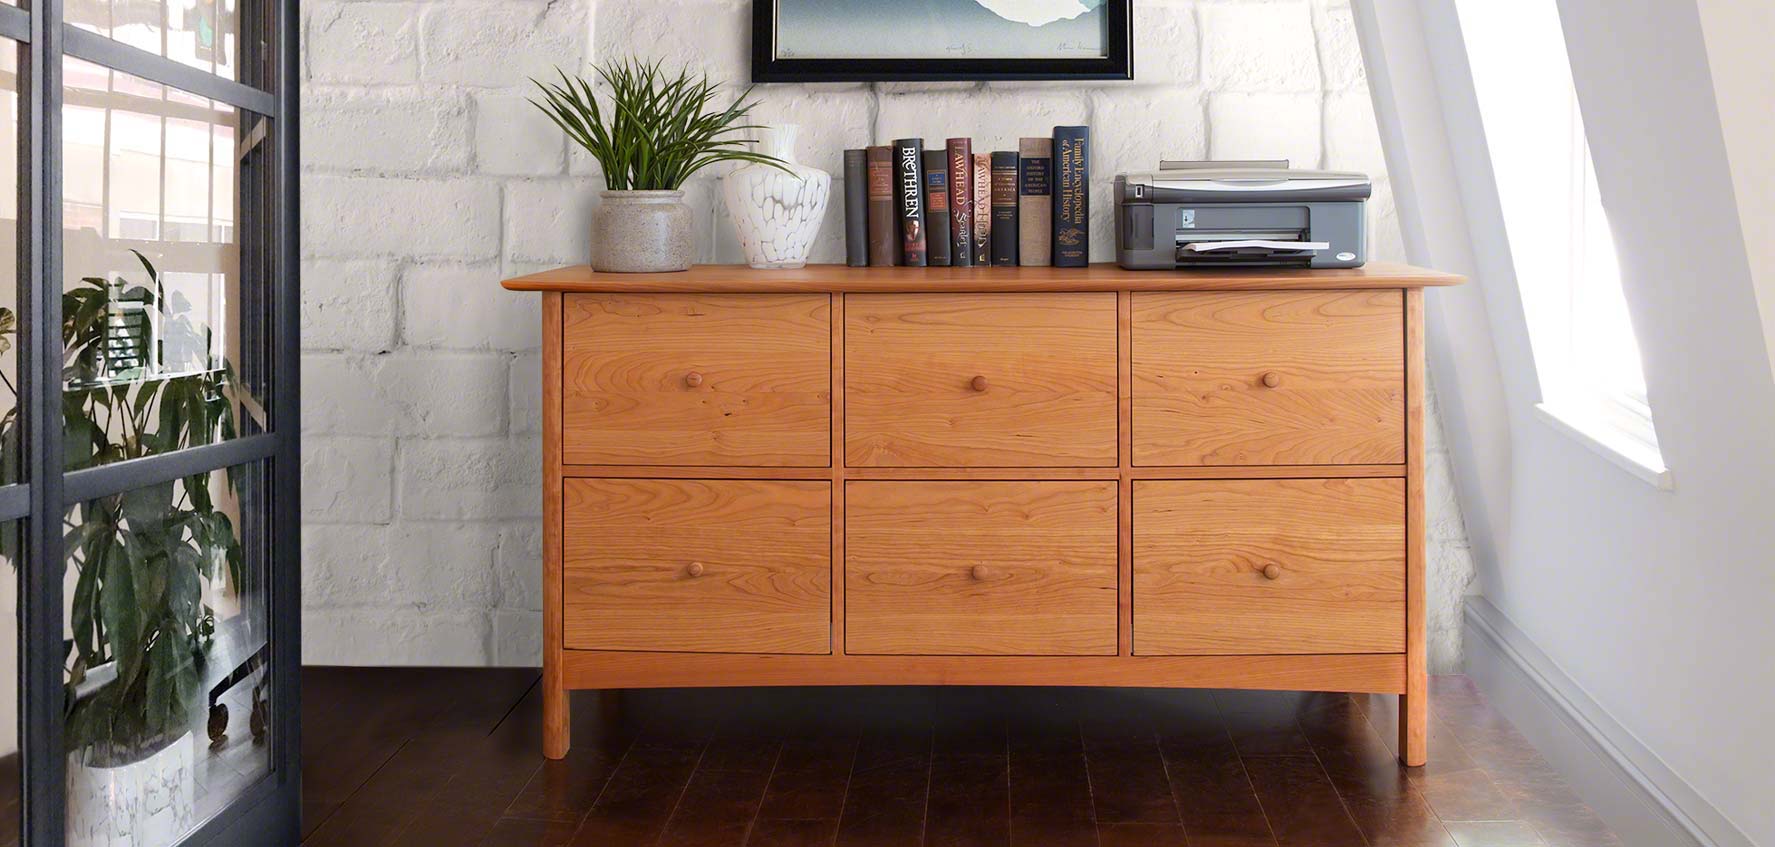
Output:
[1120, 164, 1372, 202]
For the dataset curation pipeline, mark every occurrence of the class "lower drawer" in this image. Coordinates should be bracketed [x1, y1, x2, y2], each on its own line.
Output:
[845, 481, 1118, 655]
[562, 478, 831, 654]
[1132, 478, 1405, 655]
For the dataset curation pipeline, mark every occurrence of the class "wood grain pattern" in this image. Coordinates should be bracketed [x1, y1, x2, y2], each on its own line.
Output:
[845, 293, 1117, 467]
[845, 481, 1118, 655]
[1133, 478, 1406, 655]
[557, 465, 1406, 481]
[558, 651, 1406, 692]
[561, 293, 830, 466]
[505, 262, 1465, 294]
[1117, 292, 1134, 657]
[1132, 291, 1405, 466]
[562, 479, 831, 654]
[541, 292, 568, 759]
[1403, 287, 1429, 766]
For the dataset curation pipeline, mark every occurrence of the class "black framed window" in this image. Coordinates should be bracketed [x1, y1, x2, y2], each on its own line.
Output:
[0, 0, 298, 844]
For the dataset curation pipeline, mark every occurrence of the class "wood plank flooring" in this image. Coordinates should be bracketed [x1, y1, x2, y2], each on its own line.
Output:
[301, 670, 1618, 847]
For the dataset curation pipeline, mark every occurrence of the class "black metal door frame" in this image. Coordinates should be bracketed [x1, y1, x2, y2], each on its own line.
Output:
[1, 0, 300, 842]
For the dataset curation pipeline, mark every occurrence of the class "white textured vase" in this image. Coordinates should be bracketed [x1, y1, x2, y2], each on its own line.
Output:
[67, 733, 196, 847]
[722, 124, 831, 269]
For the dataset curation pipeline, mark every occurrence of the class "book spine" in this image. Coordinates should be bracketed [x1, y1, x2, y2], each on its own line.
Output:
[865, 145, 899, 266]
[990, 151, 1020, 266]
[843, 149, 868, 267]
[1017, 137, 1052, 266]
[946, 139, 973, 267]
[893, 138, 927, 267]
[922, 150, 951, 267]
[972, 152, 991, 266]
[1052, 126, 1090, 267]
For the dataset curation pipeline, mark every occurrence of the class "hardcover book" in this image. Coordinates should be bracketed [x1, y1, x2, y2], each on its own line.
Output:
[1052, 126, 1090, 267]
[990, 151, 1020, 266]
[893, 139, 928, 266]
[843, 148, 868, 267]
[1017, 137, 1052, 266]
[972, 152, 991, 266]
[922, 150, 952, 267]
[865, 145, 899, 266]
[946, 138, 974, 267]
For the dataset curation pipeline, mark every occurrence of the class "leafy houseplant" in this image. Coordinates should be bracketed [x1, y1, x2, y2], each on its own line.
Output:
[530, 59, 790, 272]
[0, 249, 245, 776]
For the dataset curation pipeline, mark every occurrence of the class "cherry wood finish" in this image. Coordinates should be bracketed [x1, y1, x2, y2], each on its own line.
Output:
[844, 293, 1117, 467]
[1132, 290, 1406, 466]
[513, 263, 1456, 767]
[1132, 478, 1407, 655]
[560, 293, 830, 466]
[561, 479, 831, 654]
[844, 481, 1118, 655]
[505, 261, 1463, 294]
[301, 669, 1620, 847]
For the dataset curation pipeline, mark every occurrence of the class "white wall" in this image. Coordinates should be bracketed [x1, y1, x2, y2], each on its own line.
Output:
[1362, 0, 1775, 843]
[297, 0, 1475, 671]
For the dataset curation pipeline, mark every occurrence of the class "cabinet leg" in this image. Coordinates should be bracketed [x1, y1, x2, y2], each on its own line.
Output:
[543, 667, 570, 760]
[1400, 689, 1427, 767]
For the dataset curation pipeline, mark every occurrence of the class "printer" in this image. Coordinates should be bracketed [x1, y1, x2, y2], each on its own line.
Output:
[1115, 161, 1370, 269]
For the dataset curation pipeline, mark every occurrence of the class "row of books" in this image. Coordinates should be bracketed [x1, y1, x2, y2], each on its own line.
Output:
[842, 127, 1091, 269]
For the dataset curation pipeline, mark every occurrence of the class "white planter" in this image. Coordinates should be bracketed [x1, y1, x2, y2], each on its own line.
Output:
[67, 733, 197, 847]
[722, 124, 831, 269]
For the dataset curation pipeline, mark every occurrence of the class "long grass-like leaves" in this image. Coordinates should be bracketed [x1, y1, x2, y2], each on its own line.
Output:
[530, 59, 791, 191]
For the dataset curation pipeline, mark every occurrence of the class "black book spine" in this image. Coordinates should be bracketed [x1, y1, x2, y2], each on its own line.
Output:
[1052, 126, 1090, 268]
[843, 149, 868, 267]
[893, 139, 928, 267]
[922, 150, 951, 267]
[990, 151, 1019, 266]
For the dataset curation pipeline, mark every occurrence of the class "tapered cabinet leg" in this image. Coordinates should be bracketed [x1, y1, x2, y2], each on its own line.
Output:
[1400, 687, 1426, 767]
[543, 662, 570, 759]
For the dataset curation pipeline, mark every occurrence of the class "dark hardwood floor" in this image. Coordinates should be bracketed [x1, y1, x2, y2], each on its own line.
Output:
[300, 669, 1619, 847]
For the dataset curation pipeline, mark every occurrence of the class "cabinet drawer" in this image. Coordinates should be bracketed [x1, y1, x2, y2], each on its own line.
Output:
[1132, 291, 1404, 466]
[1133, 479, 1404, 655]
[845, 293, 1117, 467]
[563, 479, 830, 654]
[562, 294, 830, 466]
[845, 481, 1117, 655]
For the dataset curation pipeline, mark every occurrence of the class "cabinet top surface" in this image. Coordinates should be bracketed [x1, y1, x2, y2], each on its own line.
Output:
[501, 262, 1463, 294]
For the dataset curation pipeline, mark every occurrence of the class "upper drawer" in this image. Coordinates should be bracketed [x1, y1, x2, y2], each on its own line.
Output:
[1132, 291, 1404, 466]
[845, 293, 1117, 467]
[562, 294, 831, 466]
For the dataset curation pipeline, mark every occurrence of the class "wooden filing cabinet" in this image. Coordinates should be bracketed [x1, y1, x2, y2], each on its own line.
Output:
[503, 262, 1461, 766]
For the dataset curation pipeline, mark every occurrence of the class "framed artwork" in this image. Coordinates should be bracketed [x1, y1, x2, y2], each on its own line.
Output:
[751, 0, 1133, 82]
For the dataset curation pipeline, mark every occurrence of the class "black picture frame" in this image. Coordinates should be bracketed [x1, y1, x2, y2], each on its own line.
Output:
[751, 0, 1133, 83]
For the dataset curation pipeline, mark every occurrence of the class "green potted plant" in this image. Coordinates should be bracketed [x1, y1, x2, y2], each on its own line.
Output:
[0, 250, 250, 845]
[529, 59, 790, 273]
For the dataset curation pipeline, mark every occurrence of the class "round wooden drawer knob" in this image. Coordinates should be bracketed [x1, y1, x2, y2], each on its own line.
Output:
[1261, 371, 1282, 388]
[686, 562, 705, 578]
[970, 375, 990, 392]
[1261, 563, 1282, 580]
[684, 371, 704, 388]
[971, 564, 993, 581]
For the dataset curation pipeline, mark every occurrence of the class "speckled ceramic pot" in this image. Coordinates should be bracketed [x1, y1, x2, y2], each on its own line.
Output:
[590, 190, 694, 273]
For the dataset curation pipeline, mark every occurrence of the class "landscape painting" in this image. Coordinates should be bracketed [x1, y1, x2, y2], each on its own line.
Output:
[753, 0, 1132, 81]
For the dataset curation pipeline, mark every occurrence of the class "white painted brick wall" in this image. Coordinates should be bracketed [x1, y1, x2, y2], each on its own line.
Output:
[299, 0, 1476, 671]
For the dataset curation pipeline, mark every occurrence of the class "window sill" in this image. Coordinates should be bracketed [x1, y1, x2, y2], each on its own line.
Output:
[1533, 403, 1673, 491]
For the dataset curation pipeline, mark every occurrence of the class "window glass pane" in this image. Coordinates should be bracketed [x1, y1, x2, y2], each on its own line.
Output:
[1456, 0, 1659, 450]
[0, 40, 17, 484]
[62, 57, 268, 470]
[65, 0, 238, 81]
[0, 521, 18, 845]
[63, 462, 271, 845]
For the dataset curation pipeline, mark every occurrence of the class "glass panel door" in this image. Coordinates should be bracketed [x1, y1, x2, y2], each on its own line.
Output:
[0, 0, 297, 842]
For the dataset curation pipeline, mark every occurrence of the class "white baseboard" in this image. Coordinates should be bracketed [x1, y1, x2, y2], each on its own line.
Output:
[1463, 597, 1753, 847]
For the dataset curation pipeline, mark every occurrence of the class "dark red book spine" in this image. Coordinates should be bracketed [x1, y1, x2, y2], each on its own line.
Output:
[946, 138, 974, 267]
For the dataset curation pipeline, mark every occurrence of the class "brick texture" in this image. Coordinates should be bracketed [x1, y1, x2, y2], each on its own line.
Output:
[299, 0, 1475, 670]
